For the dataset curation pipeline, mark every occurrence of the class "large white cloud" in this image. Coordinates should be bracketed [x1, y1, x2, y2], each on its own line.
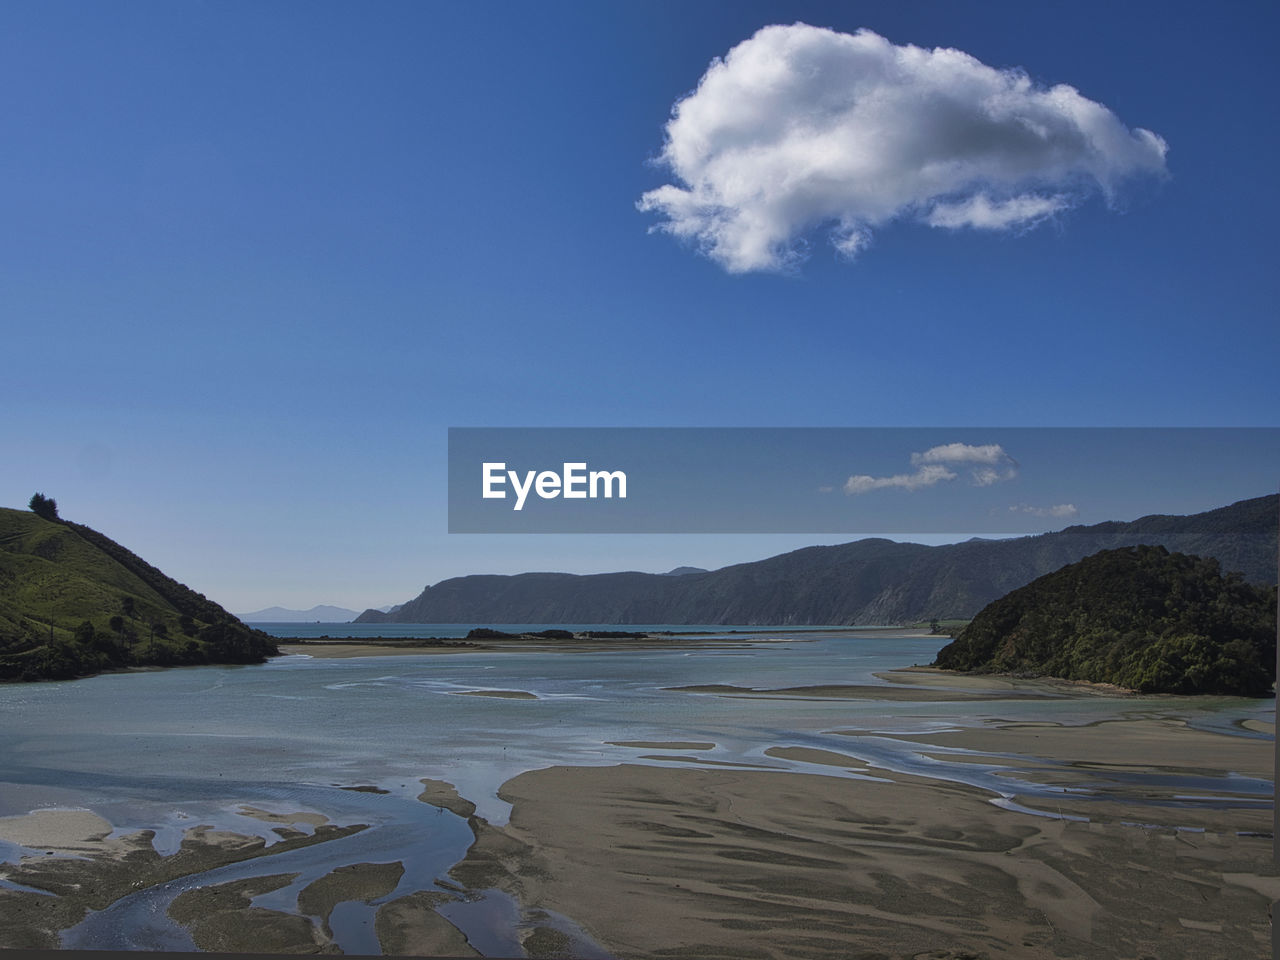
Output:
[638, 23, 1168, 272]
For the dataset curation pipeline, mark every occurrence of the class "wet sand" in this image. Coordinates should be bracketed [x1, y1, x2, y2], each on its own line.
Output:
[449, 754, 1274, 960]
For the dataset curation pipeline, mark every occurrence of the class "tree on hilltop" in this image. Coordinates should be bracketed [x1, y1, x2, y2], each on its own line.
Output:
[28, 493, 59, 521]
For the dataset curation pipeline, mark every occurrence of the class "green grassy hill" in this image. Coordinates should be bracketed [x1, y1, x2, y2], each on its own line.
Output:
[933, 545, 1277, 696]
[0, 506, 277, 682]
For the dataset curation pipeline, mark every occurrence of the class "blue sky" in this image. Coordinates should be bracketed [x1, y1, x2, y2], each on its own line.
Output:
[2, 1, 1277, 612]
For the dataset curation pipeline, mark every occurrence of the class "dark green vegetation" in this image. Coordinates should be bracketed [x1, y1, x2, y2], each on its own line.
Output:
[933, 546, 1277, 696]
[27, 492, 58, 521]
[0, 505, 278, 682]
[358, 495, 1277, 626]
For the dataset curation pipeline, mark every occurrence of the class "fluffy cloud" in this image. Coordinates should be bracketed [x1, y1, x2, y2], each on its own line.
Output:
[639, 23, 1168, 272]
[844, 442, 1016, 495]
[911, 443, 1009, 467]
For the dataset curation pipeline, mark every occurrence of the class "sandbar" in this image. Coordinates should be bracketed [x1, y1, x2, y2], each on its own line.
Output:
[666, 681, 1061, 701]
[278, 641, 478, 658]
[836, 716, 1273, 780]
[453, 688, 538, 700]
[879, 665, 1139, 697]
[0, 809, 115, 855]
[608, 740, 717, 750]
[763, 746, 869, 768]
[237, 804, 330, 827]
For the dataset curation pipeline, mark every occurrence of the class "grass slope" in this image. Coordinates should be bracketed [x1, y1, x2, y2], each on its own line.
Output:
[0, 507, 277, 681]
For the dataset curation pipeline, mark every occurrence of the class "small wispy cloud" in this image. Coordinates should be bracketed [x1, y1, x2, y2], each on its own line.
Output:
[844, 464, 956, 494]
[844, 443, 1017, 495]
[1010, 503, 1079, 519]
[639, 23, 1168, 273]
[925, 194, 1068, 231]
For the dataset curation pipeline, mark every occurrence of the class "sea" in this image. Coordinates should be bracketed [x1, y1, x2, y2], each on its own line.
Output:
[0, 627, 1271, 955]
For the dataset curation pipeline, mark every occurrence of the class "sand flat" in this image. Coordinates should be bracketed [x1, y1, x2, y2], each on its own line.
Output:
[0, 809, 115, 855]
[837, 717, 1273, 780]
[450, 760, 1274, 960]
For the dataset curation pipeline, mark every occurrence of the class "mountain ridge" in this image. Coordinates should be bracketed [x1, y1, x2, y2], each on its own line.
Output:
[358, 495, 1277, 626]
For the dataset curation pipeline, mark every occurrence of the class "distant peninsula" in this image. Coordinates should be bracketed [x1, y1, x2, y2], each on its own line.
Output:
[237, 604, 361, 622]
[932, 545, 1277, 696]
[357, 495, 1277, 626]
[0, 498, 278, 682]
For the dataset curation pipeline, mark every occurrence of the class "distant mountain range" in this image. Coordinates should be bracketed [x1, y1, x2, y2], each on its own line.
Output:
[238, 603, 402, 622]
[239, 605, 360, 622]
[357, 495, 1277, 626]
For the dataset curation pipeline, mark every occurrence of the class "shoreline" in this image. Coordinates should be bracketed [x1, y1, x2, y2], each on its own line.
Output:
[276, 626, 937, 660]
[2, 645, 1273, 957]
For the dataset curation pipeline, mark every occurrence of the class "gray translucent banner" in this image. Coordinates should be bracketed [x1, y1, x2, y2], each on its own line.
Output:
[447, 427, 1280, 533]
